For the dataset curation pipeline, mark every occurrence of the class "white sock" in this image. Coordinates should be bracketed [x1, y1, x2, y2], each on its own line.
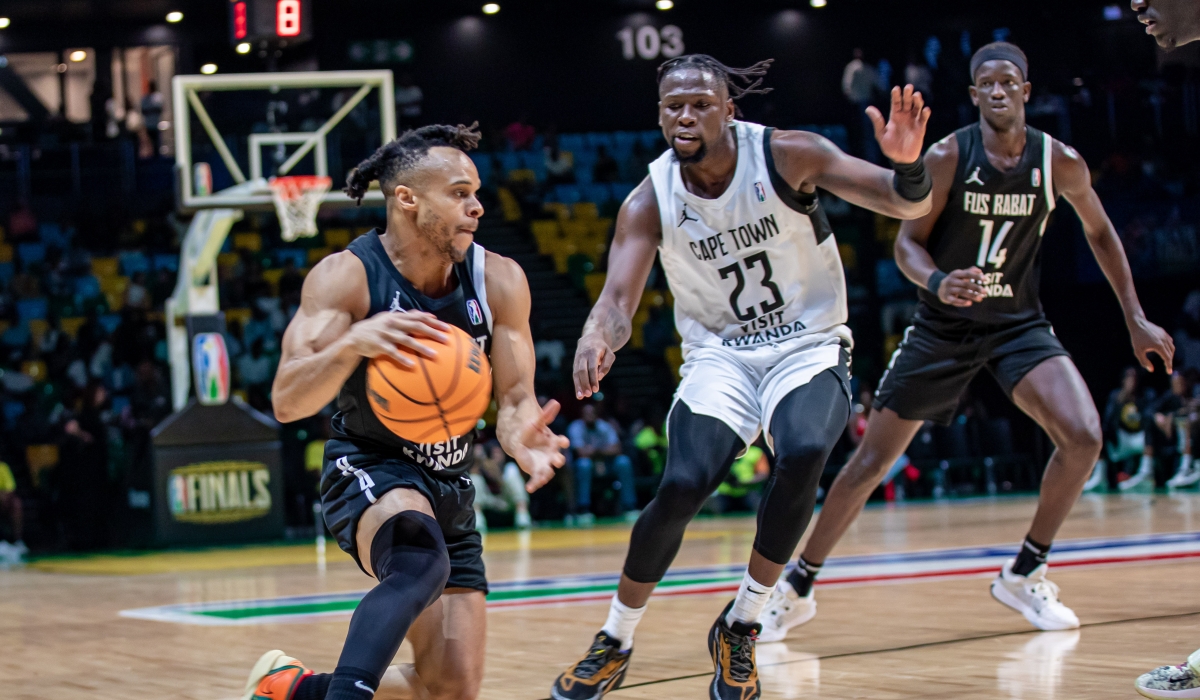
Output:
[601, 595, 646, 651]
[726, 570, 773, 627]
[1139, 454, 1154, 475]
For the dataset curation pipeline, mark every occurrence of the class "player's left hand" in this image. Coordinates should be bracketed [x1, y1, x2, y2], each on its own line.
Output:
[509, 399, 570, 493]
[1128, 315, 1175, 373]
[867, 85, 931, 165]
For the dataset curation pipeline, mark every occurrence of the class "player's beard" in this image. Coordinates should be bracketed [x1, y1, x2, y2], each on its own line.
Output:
[419, 209, 466, 264]
[673, 139, 708, 166]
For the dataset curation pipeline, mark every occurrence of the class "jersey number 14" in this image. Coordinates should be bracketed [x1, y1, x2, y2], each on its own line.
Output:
[976, 219, 1012, 269]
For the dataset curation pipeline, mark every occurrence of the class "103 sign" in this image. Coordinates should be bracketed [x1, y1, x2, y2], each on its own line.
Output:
[616, 25, 685, 60]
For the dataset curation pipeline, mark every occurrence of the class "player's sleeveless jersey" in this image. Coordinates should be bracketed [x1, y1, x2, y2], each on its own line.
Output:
[329, 230, 493, 477]
[918, 123, 1058, 325]
[648, 120, 850, 351]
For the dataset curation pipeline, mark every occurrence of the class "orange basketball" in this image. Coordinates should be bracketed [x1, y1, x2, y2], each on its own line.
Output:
[366, 325, 492, 444]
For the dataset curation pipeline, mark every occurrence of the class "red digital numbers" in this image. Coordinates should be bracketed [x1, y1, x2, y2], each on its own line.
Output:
[276, 0, 301, 37]
[233, 2, 247, 39]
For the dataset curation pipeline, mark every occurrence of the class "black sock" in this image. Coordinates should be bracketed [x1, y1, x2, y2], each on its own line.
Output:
[327, 511, 450, 700]
[1012, 535, 1051, 577]
[786, 556, 823, 597]
[326, 667, 379, 700]
[294, 673, 331, 700]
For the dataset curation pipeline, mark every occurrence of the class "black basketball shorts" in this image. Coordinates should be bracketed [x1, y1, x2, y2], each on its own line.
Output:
[321, 438, 488, 593]
[873, 314, 1070, 426]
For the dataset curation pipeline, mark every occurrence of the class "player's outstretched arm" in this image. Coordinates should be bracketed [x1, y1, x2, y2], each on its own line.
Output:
[774, 85, 933, 220]
[485, 252, 570, 492]
[573, 177, 662, 398]
[894, 137, 987, 307]
[271, 252, 451, 423]
[1055, 141, 1175, 372]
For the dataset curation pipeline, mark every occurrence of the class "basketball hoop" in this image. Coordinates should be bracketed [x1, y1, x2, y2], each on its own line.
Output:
[269, 175, 332, 242]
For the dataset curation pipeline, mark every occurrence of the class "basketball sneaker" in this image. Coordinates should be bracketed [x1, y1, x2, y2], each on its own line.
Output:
[708, 600, 762, 700]
[989, 559, 1079, 631]
[757, 579, 816, 643]
[551, 632, 631, 700]
[1136, 648, 1200, 699]
[242, 650, 312, 700]
[1167, 458, 1200, 489]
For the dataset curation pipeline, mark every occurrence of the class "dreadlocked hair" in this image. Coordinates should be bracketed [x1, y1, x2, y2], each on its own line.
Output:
[344, 122, 483, 204]
[657, 54, 774, 115]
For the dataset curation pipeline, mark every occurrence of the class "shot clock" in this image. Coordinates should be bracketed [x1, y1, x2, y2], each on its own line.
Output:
[229, 0, 313, 46]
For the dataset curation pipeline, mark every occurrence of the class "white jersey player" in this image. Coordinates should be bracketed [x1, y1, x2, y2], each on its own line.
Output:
[552, 54, 933, 700]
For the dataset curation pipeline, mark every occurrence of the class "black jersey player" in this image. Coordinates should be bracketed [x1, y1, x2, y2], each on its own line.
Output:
[758, 42, 1174, 641]
[240, 124, 568, 700]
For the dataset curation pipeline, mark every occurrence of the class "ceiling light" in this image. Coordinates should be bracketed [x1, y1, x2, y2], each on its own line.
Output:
[656, 0, 674, 9]
[482, 3, 500, 14]
[810, 0, 827, 6]
[200, 63, 218, 75]
[236, 42, 252, 54]
[0, 18, 9, 28]
[166, 11, 183, 23]
[69, 50, 87, 62]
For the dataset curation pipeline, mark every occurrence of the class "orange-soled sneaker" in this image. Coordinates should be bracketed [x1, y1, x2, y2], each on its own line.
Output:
[242, 650, 313, 700]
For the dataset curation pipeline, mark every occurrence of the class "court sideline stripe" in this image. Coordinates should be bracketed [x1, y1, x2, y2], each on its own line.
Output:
[552, 609, 1200, 698]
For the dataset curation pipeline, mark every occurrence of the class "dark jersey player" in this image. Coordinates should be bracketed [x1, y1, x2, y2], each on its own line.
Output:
[758, 42, 1174, 642]
[1130, 2, 1200, 699]
[241, 124, 568, 700]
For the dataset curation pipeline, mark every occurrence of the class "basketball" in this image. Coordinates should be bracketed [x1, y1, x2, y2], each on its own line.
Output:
[365, 325, 492, 444]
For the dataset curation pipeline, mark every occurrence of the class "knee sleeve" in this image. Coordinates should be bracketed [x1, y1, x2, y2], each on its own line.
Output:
[754, 371, 850, 565]
[623, 401, 744, 583]
[370, 510, 450, 609]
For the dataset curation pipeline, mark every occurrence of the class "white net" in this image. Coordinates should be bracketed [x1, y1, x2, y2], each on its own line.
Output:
[269, 175, 333, 242]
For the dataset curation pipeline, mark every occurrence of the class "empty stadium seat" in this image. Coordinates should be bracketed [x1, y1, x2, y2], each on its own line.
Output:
[91, 256, 119, 278]
[324, 228, 352, 249]
[0, 262, 13, 286]
[551, 184, 582, 204]
[609, 182, 636, 203]
[469, 153, 494, 187]
[98, 313, 122, 335]
[308, 247, 332, 264]
[275, 249, 307, 269]
[74, 275, 101, 300]
[586, 133, 615, 151]
[59, 317, 86, 339]
[120, 252, 150, 276]
[16, 298, 48, 321]
[558, 134, 586, 155]
[0, 244, 12, 263]
[19, 243, 47, 267]
[153, 254, 179, 271]
[641, 130, 663, 150]
[233, 233, 263, 253]
[582, 184, 611, 205]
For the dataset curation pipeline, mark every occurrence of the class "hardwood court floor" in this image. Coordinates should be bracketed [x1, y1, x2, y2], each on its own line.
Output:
[2, 492, 1199, 699]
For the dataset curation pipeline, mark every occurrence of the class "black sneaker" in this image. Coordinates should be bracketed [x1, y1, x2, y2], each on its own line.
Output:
[707, 600, 761, 700]
[550, 631, 631, 700]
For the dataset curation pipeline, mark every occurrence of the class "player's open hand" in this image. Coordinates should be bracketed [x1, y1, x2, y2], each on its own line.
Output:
[573, 333, 616, 399]
[868, 85, 931, 165]
[939, 267, 988, 307]
[510, 400, 570, 493]
[1128, 315, 1175, 373]
[346, 311, 450, 367]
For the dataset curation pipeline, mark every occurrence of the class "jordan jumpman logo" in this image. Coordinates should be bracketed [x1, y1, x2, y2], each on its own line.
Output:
[677, 204, 699, 227]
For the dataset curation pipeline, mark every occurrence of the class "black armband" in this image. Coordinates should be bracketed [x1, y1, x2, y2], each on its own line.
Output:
[891, 157, 932, 202]
[927, 270, 948, 295]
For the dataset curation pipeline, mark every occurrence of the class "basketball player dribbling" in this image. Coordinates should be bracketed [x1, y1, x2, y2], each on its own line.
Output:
[242, 124, 569, 700]
[1129, 2, 1200, 697]
[758, 42, 1174, 643]
[552, 55, 934, 700]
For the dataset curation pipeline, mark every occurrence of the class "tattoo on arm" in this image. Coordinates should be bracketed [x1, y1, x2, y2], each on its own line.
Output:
[585, 303, 632, 349]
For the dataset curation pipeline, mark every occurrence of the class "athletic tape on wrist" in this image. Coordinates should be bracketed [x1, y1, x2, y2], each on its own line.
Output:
[891, 157, 932, 202]
[927, 270, 948, 295]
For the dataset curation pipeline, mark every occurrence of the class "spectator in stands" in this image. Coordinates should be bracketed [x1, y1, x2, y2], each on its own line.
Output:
[470, 441, 532, 531]
[1089, 368, 1151, 490]
[544, 140, 575, 186]
[593, 145, 620, 184]
[568, 403, 637, 525]
[278, 258, 305, 311]
[710, 442, 770, 514]
[124, 272, 150, 310]
[841, 48, 882, 163]
[0, 458, 26, 563]
[904, 55, 934, 99]
[237, 338, 275, 413]
[244, 304, 279, 354]
[57, 382, 110, 550]
[503, 116, 536, 151]
[140, 81, 166, 156]
[1176, 290, 1200, 374]
[1124, 371, 1197, 489]
[224, 319, 246, 362]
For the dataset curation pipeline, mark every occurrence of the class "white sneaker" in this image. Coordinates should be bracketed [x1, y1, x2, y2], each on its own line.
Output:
[1121, 457, 1155, 491]
[1083, 460, 1106, 492]
[515, 510, 532, 529]
[0, 541, 19, 566]
[757, 579, 817, 643]
[1136, 648, 1200, 699]
[990, 559, 1079, 631]
[622, 509, 641, 524]
[1167, 460, 1200, 489]
[576, 512, 595, 527]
